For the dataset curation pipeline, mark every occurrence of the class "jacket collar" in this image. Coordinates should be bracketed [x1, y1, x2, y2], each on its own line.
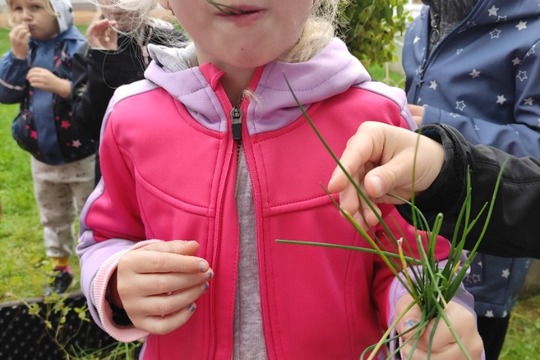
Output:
[144, 38, 372, 135]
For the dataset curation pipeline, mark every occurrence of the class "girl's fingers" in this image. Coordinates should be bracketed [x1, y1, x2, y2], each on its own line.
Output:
[121, 240, 210, 274]
[138, 302, 198, 335]
[118, 270, 213, 297]
[400, 341, 482, 360]
[421, 302, 478, 349]
[130, 282, 208, 319]
[125, 282, 210, 335]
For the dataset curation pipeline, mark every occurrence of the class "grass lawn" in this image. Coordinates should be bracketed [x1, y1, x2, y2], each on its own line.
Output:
[0, 27, 539, 359]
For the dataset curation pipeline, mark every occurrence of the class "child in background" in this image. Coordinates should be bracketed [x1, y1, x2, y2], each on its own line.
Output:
[0, 0, 95, 295]
[403, 1, 540, 357]
[77, 0, 483, 358]
[71, 0, 186, 183]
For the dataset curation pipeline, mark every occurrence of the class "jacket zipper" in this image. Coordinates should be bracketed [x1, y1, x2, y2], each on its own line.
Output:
[229, 102, 273, 358]
[227, 105, 243, 360]
[429, 13, 441, 46]
[417, 13, 440, 87]
[231, 106, 243, 142]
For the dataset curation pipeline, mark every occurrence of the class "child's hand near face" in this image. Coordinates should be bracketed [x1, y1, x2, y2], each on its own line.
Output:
[395, 294, 484, 359]
[9, 23, 31, 59]
[87, 18, 119, 50]
[110, 240, 213, 334]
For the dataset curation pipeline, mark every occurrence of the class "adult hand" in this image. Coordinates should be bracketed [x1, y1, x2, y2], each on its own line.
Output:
[327, 122, 444, 228]
[395, 294, 484, 359]
[111, 240, 214, 335]
[27, 67, 71, 97]
[9, 24, 31, 59]
[87, 18, 118, 50]
[408, 104, 425, 127]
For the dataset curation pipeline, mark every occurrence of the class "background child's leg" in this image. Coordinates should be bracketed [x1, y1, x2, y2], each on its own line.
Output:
[31, 156, 95, 294]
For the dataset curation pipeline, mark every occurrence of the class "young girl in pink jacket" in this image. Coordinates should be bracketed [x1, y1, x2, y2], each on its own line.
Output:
[77, 0, 484, 358]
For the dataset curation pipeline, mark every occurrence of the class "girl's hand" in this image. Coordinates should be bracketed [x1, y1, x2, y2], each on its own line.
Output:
[9, 24, 31, 59]
[408, 104, 425, 127]
[27, 67, 71, 97]
[111, 240, 214, 335]
[87, 18, 118, 50]
[395, 295, 484, 359]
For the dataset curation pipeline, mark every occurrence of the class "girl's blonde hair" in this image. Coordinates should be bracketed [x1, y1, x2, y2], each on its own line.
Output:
[102, 0, 343, 62]
[283, 0, 342, 62]
[92, 0, 159, 34]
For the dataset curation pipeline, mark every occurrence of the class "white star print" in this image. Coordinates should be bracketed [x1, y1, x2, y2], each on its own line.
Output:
[537, 118, 540, 127]
[488, 5, 499, 16]
[512, 57, 521, 65]
[517, 70, 528, 81]
[429, 80, 438, 90]
[456, 101, 466, 111]
[490, 29, 502, 38]
[413, 36, 420, 44]
[497, 95, 507, 104]
[497, 15, 507, 22]
[524, 97, 535, 105]
[469, 69, 481, 78]
[456, 48, 464, 55]
[474, 124, 480, 131]
[485, 310, 495, 318]
[516, 21, 528, 31]
[501, 269, 511, 278]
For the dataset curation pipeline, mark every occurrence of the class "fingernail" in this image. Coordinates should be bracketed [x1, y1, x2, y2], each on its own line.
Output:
[198, 261, 209, 272]
[201, 282, 209, 291]
[370, 176, 384, 197]
[404, 319, 418, 330]
[207, 271, 214, 279]
[188, 303, 197, 313]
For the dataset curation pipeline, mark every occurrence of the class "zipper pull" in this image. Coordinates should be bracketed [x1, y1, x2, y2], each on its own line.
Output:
[417, 58, 428, 86]
[429, 13, 441, 46]
[231, 106, 243, 141]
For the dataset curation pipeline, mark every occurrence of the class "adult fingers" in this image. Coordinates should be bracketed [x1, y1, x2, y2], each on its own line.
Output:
[328, 122, 383, 194]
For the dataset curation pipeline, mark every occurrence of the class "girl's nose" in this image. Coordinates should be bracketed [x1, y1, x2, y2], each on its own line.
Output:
[22, 9, 32, 21]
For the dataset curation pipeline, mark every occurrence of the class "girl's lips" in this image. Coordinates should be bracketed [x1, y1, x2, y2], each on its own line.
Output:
[215, 7, 266, 25]
[211, 2, 264, 15]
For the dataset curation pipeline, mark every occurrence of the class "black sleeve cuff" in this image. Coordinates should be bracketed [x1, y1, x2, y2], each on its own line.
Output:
[397, 124, 468, 227]
[109, 301, 133, 327]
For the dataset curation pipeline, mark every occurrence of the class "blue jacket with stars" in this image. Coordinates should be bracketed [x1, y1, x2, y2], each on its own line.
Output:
[402, 0, 538, 318]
